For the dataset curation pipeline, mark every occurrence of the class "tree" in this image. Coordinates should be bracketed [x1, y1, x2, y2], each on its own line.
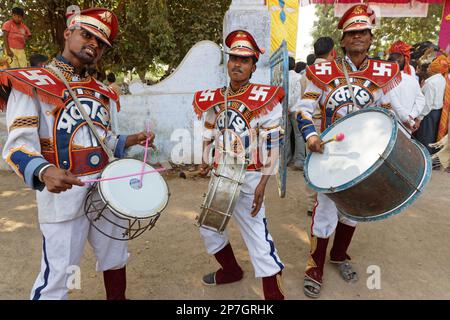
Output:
[311, 4, 443, 58]
[167, 0, 231, 69]
[0, 0, 231, 79]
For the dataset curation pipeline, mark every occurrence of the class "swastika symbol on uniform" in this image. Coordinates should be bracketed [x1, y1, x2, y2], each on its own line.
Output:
[315, 62, 332, 75]
[199, 90, 216, 102]
[372, 62, 392, 77]
[249, 86, 270, 101]
[19, 70, 56, 86]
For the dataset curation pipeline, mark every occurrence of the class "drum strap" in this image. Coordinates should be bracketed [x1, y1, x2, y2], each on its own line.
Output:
[223, 86, 229, 152]
[48, 65, 116, 161]
[341, 59, 359, 114]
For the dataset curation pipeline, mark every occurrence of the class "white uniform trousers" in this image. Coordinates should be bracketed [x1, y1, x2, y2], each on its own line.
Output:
[311, 193, 358, 238]
[31, 213, 129, 300]
[200, 192, 284, 278]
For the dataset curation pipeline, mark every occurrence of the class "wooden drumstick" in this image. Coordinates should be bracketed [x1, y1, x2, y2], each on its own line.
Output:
[320, 132, 345, 146]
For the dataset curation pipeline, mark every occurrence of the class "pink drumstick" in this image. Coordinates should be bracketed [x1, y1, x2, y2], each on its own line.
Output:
[139, 120, 151, 187]
[84, 168, 166, 184]
[320, 132, 345, 146]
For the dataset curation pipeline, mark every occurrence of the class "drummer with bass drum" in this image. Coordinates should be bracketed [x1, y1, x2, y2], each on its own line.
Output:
[291, 4, 406, 298]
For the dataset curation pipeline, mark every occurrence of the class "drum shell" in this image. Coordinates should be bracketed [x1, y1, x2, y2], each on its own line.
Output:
[304, 107, 432, 222]
[322, 125, 430, 221]
[197, 156, 246, 233]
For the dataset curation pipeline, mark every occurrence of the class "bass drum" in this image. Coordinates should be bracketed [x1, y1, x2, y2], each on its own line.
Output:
[304, 107, 432, 222]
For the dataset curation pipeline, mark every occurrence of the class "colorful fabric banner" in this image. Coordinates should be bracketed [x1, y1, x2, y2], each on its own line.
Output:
[301, 0, 442, 4]
[439, 0, 450, 54]
[268, 0, 299, 57]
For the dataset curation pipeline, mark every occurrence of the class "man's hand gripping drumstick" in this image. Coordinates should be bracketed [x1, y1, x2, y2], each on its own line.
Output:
[199, 140, 213, 177]
[308, 133, 345, 154]
[41, 167, 85, 193]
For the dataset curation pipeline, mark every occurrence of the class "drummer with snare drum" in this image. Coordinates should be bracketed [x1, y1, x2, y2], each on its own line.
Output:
[291, 4, 404, 298]
[1, 7, 153, 300]
[193, 30, 285, 300]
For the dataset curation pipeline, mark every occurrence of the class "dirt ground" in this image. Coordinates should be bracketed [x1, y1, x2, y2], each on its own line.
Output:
[1, 167, 450, 300]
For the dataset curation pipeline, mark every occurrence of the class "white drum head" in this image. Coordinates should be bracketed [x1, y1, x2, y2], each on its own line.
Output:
[99, 159, 169, 219]
[307, 110, 395, 190]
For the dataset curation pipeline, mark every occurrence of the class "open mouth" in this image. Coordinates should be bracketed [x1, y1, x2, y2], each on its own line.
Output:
[83, 47, 96, 58]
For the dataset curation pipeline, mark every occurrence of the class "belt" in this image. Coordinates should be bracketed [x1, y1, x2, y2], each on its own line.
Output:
[42, 146, 109, 176]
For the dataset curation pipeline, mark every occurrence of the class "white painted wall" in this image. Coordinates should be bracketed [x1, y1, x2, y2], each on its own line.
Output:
[112, 40, 226, 163]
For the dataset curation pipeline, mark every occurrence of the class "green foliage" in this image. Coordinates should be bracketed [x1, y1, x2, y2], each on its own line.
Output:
[0, 0, 231, 79]
[311, 4, 443, 58]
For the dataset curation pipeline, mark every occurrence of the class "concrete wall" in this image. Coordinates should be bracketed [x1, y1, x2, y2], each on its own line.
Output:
[112, 41, 226, 163]
[0, 113, 10, 171]
[223, 0, 270, 85]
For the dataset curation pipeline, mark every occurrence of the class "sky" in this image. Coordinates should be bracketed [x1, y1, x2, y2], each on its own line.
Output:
[296, 4, 318, 62]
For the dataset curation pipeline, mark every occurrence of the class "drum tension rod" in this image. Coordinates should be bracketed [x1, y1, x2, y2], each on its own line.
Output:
[377, 153, 421, 192]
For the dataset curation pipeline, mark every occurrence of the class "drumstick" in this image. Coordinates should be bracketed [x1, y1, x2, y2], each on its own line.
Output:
[320, 132, 345, 146]
[84, 168, 166, 184]
[139, 119, 151, 187]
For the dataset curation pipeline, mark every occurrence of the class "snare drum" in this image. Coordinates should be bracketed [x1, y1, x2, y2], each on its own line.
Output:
[305, 107, 432, 222]
[196, 152, 247, 234]
[85, 158, 169, 240]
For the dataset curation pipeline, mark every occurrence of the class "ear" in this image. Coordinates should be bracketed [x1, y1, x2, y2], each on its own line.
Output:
[252, 63, 257, 73]
[63, 29, 72, 41]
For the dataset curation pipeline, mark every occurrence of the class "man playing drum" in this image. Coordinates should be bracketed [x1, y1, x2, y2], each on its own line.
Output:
[193, 30, 285, 300]
[292, 4, 404, 298]
[1, 7, 153, 300]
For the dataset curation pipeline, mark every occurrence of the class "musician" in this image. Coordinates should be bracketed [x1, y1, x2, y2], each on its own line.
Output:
[386, 41, 425, 134]
[193, 30, 285, 300]
[1, 7, 153, 300]
[292, 4, 402, 298]
[414, 55, 449, 155]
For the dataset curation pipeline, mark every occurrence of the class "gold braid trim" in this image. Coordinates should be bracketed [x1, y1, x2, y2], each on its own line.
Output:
[48, 58, 88, 82]
[10, 116, 38, 131]
[302, 92, 321, 100]
[40, 138, 53, 151]
[223, 83, 251, 96]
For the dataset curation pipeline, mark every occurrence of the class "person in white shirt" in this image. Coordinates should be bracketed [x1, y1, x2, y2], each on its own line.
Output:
[298, 37, 336, 216]
[387, 41, 425, 134]
[288, 56, 305, 170]
[413, 56, 447, 155]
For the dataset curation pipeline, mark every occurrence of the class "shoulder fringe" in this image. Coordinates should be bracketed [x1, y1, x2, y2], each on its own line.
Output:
[250, 87, 285, 119]
[382, 71, 402, 94]
[0, 72, 64, 111]
[306, 68, 328, 92]
[193, 101, 204, 120]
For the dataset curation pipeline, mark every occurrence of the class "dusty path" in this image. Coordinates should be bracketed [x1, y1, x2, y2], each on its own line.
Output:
[1, 168, 450, 300]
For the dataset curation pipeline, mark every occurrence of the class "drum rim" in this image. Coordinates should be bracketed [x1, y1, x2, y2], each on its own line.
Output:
[304, 107, 398, 193]
[98, 158, 170, 219]
[197, 154, 247, 233]
[339, 138, 432, 222]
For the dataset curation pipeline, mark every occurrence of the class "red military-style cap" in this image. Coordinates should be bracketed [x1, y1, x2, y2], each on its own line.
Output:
[225, 30, 265, 61]
[66, 7, 119, 47]
[338, 4, 376, 33]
